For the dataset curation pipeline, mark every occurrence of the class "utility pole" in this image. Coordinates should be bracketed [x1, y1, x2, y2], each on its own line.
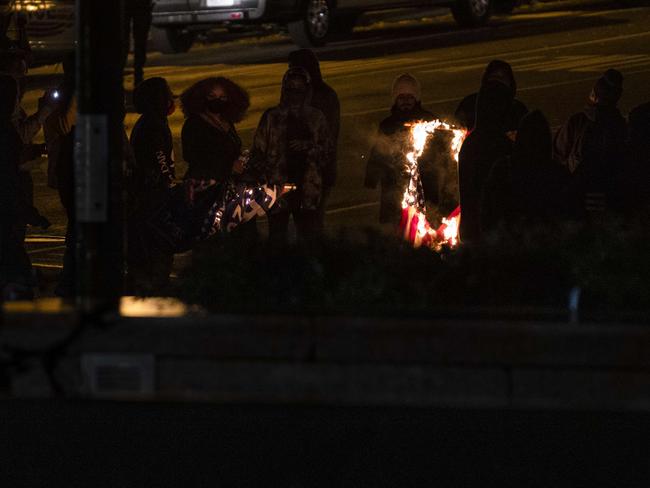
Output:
[75, 0, 125, 315]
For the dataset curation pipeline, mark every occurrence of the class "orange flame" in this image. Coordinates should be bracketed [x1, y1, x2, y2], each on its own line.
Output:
[400, 120, 466, 250]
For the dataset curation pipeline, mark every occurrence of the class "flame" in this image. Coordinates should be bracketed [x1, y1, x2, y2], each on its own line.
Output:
[400, 120, 466, 250]
[441, 216, 459, 246]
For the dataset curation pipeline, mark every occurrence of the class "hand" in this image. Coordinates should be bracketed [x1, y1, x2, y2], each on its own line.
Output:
[39, 89, 60, 111]
[289, 140, 312, 152]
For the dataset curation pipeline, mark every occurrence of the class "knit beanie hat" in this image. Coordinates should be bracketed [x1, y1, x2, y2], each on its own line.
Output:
[592, 69, 623, 106]
[392, 73, 421, 101]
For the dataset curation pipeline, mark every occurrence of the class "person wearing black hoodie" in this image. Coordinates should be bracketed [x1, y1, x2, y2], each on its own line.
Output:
[481, 110, 570, 234]
[455, 60, 528, 134]
[553, 69, 627, 217]
[127, 77, 177, 293]
[131, 77, 176, 193]
[364, 73, 436, 226]
[458, 81, 514, 243]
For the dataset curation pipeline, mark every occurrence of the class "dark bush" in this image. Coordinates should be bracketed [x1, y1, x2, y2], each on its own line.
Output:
[174, 215, 650, 320]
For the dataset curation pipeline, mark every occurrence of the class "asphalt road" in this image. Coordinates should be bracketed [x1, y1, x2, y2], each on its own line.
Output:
[21, 0, 650, 274]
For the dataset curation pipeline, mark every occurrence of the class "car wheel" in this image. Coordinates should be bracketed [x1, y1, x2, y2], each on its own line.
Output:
[493, 0, 519, 14]
[151, 26, 196, 54]
[452, 0, 492, 28]
[288, 0, 331, 48]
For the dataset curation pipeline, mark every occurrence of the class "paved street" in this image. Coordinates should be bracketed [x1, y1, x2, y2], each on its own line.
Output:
[21, 0, 650, 272]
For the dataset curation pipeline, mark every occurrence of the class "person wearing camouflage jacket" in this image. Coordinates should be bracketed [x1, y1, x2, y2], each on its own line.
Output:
[248, 67, 332, 243]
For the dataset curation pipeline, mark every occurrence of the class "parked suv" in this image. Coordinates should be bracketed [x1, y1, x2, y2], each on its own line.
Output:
[152, 0, 519, 53]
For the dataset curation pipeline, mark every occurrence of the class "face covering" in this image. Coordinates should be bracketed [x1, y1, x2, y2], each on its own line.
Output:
[207, 98, 228, 115]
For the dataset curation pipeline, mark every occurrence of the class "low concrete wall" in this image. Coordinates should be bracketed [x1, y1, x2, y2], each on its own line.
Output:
[3, 309, 650, 410]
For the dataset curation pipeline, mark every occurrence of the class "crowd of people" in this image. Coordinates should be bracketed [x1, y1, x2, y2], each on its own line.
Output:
[457, 64, 648, 244]
[1, 38, 649, 299]
[366, 61, 650, 247]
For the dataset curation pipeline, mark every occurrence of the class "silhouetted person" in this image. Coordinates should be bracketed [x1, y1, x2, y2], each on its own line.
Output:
[180, 76, 255, 238]
[554, 69, 627, 217]
[624, 102, 650, 211]
[123, 0, 153, 87]
[0, 50, 54, 275]
[44, 52, 76, 190]
[0, 75, 24, 297]
[365, 73, 435, 226]
[455, 59, 528, 136]
[288, 49, 340, 231]
[127, 77, 177, 293]
[458, 81, 513, 243]
[481, 110, 569, 234]
[248, 67, 332, 244]
[181, 77, 250, 183]
[0, 75, 48, 299]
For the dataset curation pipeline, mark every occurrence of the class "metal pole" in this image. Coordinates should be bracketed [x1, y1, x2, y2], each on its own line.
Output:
[75, 0, 125, 315]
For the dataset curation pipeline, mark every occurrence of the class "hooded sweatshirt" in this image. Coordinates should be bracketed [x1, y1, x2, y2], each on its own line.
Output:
[248, 67, 332, 210]
[130, 77, 175, 194]
[458, 81, 514, 243]
[288, 49, 340, 187]
[455, 60, 529, 132]
[481, 110, 569, 232]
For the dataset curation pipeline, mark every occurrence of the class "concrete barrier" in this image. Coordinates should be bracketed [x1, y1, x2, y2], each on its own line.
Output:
[3, 302, 650, 410]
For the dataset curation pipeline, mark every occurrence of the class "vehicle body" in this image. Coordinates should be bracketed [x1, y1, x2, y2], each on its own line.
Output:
[152, 0, 519, 52]
[1, 0, 75, 66]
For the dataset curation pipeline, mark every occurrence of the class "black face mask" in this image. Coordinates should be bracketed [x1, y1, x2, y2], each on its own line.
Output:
[207, 98, 228, 115]
[207, 98, 245, 123]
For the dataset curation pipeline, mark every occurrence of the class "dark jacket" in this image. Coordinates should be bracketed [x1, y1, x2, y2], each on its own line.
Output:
[288, 49, 341, 187]
[455, 94, 528, 133]
[0, 120, 42, 225]
[482, 110, 570, 233]
[310, 81, 340, 187]
[0, 120, 21, 222]
[130, 113, 175, 193]
[249, 105, 332, 210]
[458, 82, 513, 243]
[553, 103, 627, 214]
[454, 60, 528, 132]
[182, 115, 241, 182]
[626, 102, 650, 210]
[364, 104, 435, 224]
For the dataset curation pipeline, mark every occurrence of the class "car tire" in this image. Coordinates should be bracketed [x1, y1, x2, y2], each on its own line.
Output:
[151, 26, 196, 54]
[493, 0, 518, 14]
[287, 0, 332, 47]
[452, 0, 492, 28]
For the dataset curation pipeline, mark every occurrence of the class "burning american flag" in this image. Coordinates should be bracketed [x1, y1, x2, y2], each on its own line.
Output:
[399, 120, 466, 250]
